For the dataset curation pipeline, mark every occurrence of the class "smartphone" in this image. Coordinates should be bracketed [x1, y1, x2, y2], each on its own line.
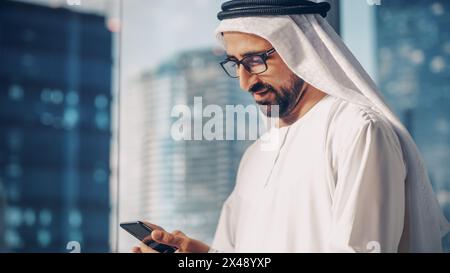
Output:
[120, 221, 178, 253]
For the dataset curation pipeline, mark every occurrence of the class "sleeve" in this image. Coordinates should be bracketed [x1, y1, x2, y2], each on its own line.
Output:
[210, 190, 237, 253]
[329, 117, 406, 253]
[210, 143, 256, 252]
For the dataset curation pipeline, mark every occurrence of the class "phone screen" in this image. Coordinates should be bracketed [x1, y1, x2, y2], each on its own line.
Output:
[120, 221, 177, 253]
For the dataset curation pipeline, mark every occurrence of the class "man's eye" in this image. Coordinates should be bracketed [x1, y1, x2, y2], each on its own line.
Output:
[246, 56, 264, 65]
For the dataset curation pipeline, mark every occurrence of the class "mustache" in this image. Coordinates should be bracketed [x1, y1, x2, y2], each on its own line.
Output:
[249, 82, 275, 93]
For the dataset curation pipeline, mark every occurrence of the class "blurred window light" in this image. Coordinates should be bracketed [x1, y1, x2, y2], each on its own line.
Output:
[430, 56, 446, 73]
[93, 168, 108, 184]
[6, 163, 23, 179]
[66, 91, 79, 106]
[23, 209, 36, 226]
[95, 111, 109, 130]
[37, 229, 51, 247]
[5, 229, 23, 248]
[8, 85, 24, 101]
[50, 89, 64, 104]
[94, 94, 108, 109]
[63, 108, 79, 128]
[431, 2, 445, 16]
[6, 207, 22, 227]
[39, 209, 52, 226]
[69, 209, 82, 228]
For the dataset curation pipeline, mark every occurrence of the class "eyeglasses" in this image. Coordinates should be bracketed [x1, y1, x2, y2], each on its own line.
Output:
[220, 48, 276, 78]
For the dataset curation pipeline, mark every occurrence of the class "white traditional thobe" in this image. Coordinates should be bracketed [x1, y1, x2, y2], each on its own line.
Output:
[212, 95, 406, 253]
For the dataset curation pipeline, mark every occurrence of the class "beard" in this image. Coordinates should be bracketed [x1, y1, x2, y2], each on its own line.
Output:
[249, 74, 306, 118]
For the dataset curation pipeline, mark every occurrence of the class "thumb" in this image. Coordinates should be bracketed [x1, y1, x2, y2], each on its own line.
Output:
[151, 229, 185, 248]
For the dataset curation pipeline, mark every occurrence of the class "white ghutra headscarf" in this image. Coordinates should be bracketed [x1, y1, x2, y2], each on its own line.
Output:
[214, 13, 450, 252]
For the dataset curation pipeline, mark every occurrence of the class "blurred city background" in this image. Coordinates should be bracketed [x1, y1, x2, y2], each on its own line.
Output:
[0, 0, 448, 252]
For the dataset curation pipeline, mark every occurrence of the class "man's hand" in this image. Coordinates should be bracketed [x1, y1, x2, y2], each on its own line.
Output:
[131, 221, 210, 253]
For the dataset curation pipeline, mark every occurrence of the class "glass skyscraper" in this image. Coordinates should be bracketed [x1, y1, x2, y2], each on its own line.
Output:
[376, 0, 450, 251]
[0, 0, 112, 252]
[116, 48, 256, 251]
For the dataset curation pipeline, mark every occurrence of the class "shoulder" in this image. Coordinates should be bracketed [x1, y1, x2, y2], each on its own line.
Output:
[326, 98, 403, 157]
[330, 97, 386, 130]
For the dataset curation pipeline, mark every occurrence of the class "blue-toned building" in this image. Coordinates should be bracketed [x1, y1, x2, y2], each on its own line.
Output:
[117, 48, 256, 247]
[376, 0, 450, 251]
[0, 0, 112, 252]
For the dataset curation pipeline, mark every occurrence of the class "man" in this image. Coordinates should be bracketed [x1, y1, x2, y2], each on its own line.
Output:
[132, 0, 449, 253]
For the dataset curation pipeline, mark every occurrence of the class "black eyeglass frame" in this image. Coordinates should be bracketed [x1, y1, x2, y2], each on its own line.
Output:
[219, 48, 276, 78]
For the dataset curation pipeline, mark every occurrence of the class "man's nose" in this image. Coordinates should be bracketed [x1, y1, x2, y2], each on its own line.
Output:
[238, 65, 258, 92]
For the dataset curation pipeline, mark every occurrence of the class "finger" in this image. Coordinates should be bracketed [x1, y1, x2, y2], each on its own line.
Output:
[131, 246, 142, 253]
[139, 242, 159, 253]
[171, 230, 186, 252]
[171, 230, 186, 237]
[142, 220, 164, 231]
[142, 234, 153, 244]
[152, 229, 184, 248]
